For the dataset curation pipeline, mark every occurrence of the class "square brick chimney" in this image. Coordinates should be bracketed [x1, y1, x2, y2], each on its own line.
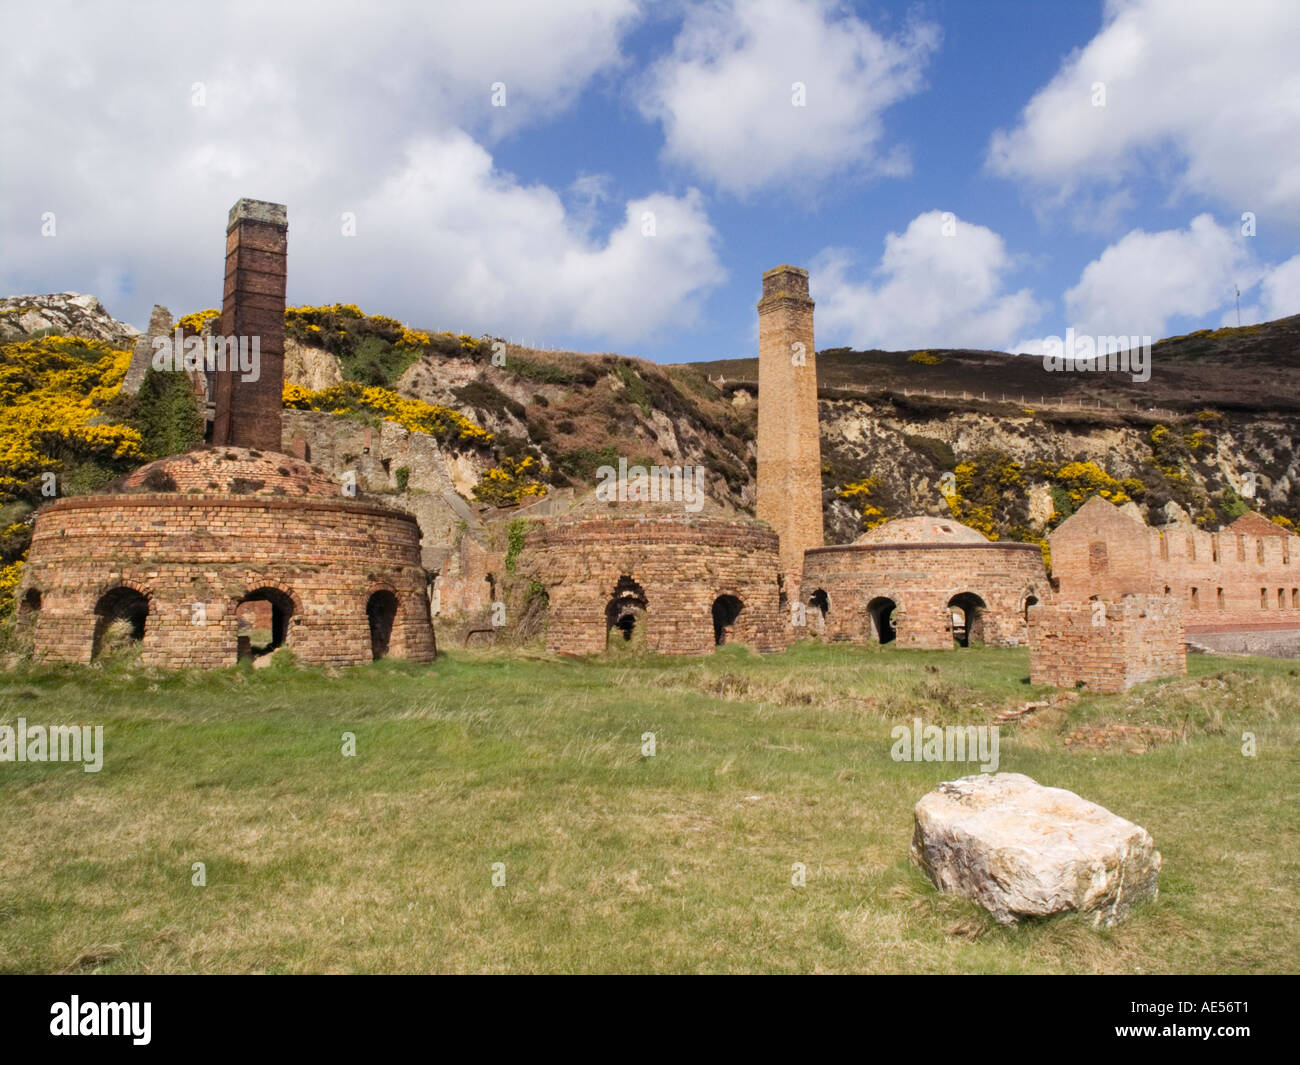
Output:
[211, 198, 287, 451]
[756, 264, 824, 599]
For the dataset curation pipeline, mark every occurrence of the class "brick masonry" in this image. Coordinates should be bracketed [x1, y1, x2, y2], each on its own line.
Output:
[1051, 496, 1300, 634]
[756, 265, 823, 601]
[519, 511, 786, 656]
[21, 452, 435, 668]
[802, 539, 1049, 649]
[1028, 595, 1186, 693]
[212, 198, 287, 452]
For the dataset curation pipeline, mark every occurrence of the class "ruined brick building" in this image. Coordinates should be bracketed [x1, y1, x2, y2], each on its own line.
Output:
[18, 200, 436, 668]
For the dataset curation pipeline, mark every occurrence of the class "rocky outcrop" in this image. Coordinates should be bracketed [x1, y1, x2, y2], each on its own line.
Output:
[0, 293, 139, 347]
[911, 773, 1161, 926]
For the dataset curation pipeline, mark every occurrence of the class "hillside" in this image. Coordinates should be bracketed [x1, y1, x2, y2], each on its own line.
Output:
[3, 297, 1298, 600]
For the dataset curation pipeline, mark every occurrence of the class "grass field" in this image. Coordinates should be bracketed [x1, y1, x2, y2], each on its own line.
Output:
[0, 642, 1296, 974]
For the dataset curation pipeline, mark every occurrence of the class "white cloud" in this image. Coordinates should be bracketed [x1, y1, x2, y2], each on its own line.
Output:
[0, 0, 727, 348]
[987, 0, 1300, 225]
[1259, 254, 1300, 320]
[642, 0, 939, 195]
[811, 211, 1043, 351]
[343, 133, 723, 344]
[1060, 214, 1259, 339]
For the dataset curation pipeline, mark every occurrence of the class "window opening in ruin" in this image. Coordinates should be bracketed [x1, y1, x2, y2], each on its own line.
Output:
[1293, 589, 1299, 608]
[367, 590, 399, 660]
[712, 595, 744, 646]
[1159, 534, 1168, 561]
[18, 588, 41, 630]
[1258, 540, 1266, 563]
[1217, 588, 1225, 610]
[808, 588, 829, 635]
[1279, 588, 1286, 609]
[1022, 594, 1039, 623]
[1191, 587, 1199, 609]
[867, 596, 898, 644]
[236, 587, 294, 659]
[1212, 538, 1219, 563]
[1261, 588, 1268, 608]
[92, 587, 148, 659]
[1088, 541, 1108, 574]
[947, 592, 986, 648]
[606, 576, 648, 646]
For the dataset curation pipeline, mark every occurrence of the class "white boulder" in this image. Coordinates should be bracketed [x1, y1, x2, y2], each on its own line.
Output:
[911, 772, 1161, 927]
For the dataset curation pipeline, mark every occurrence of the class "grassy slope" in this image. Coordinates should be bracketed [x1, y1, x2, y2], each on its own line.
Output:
[0, 644, 1296, 974]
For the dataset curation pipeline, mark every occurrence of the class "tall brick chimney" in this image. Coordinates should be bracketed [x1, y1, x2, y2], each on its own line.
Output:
[756, 264, 824, 599]
[212, 198, 287, 451]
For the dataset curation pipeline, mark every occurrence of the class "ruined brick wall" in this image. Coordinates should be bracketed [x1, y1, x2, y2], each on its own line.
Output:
[213, 199, 287, 452]
[520, 515, 785, 656]
[756, 265, 823, 598]
[1051, 498, 1300, 634]
[801, 542, 1049, 649]
[1028, 595, 1186, 693]
[22, 493, 434, 668]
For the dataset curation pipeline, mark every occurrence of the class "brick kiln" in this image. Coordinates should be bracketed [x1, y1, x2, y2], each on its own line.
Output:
[518, 490, 786, 656]
[800, 516, 1050, 650]
[17, 197, 436, 668]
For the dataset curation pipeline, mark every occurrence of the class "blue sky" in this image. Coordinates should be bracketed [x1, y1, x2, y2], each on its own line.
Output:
[2, 0, 1297, 363]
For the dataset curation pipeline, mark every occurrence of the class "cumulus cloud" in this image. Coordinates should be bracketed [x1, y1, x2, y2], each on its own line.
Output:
[641, 0, 939, 195]
[811, 211, 1043, 351]
[1060, 214, 1259, 339]
[0, 0, 729, 347]
[987, 0, 1300, 225]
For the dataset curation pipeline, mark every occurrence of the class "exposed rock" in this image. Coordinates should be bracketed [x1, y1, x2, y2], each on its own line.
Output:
[911, 772, 1161, 927]
[0, 292, 139, 347]
[283, 336, 343, 391]
[121, 305, 174, 395]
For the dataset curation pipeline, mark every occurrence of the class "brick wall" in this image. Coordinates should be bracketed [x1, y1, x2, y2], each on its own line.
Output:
[520, 515, 785, 655]
[1028, 594, 1186, 693]
[1052, 497, 1300, 634]
[801, 542, 1049, 649]
[22, 493, 435, 668]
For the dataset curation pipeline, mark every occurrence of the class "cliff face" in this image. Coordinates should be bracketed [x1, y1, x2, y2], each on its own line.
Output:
[7, 293, 1298, 552]
[279, 319, 1300, 548]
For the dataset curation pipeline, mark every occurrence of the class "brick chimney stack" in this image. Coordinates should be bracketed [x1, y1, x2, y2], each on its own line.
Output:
[212, 198, 287, 451]
[756, 264, 824, 601]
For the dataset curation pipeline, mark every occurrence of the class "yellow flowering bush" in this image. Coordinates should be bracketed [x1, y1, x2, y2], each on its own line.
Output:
[472, 455, 548, 507]
[907, 351, 941, 364]
[0, 337, 144, 502]
[176, 308, 220, 334]
[281, 381, 493, 447]
[837, 477, 888, 530]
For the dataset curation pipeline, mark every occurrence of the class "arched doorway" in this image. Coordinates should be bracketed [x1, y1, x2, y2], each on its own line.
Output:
[606, 576, 648, 646]
[867, 596, 897, 644]
[808, 588, 829, 634]
[712, 594, 743, 645]
[367, 590, 398, 660]
[948, 592, 986, 648]
[92, 586, 148, 659]
[1023, 593, 1039, 622]
[236, 587, 294, 659]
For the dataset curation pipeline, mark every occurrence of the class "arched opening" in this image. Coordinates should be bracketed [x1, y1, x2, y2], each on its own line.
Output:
[17, 587, 41, 630]
[712, 594, 744, 646]
[367, 590, 398, 660]
[605, 575, 647, 647]
[948, 592, 986, 648]
[808, 588, 829, 634]
[236, 587, 294, 660]
[92, 586, 148, 659]
[1023, 594, 1039, 622]
[867, 596, 897, 644]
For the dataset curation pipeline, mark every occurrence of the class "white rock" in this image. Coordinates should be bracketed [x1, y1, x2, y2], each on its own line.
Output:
[911, 772, 1161, 927]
